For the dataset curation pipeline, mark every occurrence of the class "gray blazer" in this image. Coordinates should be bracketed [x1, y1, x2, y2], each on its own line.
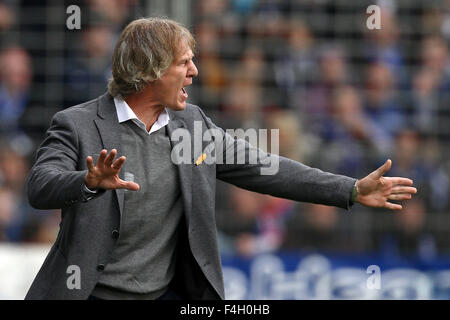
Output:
[25, 92, 356, 300]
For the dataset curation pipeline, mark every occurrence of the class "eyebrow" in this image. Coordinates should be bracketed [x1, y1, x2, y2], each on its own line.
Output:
[180, 52, 194, 60]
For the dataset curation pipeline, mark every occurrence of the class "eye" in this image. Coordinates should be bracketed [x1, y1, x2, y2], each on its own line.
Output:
[181, 56, 194, 66]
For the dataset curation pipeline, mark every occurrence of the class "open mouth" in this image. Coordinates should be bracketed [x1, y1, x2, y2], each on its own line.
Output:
[180, 87, 188, 100]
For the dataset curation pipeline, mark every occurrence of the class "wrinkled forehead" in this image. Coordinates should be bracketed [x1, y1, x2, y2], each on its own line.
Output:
[174, 40, 194, 59]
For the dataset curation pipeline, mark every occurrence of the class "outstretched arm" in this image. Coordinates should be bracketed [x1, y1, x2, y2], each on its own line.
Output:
[355, 159, 417, 210]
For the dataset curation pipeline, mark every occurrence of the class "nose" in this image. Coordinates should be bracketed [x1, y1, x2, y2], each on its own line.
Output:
[188, 60, 198, 78]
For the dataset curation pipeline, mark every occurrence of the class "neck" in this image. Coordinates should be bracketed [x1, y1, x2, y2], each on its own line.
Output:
[124, 91, 165, 132]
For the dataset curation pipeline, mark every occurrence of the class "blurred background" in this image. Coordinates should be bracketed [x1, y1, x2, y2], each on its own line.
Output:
[0, 0, 449, 299]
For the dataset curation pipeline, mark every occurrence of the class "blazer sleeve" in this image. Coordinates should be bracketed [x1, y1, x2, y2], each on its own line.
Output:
[27, 110, 103, 210]
[196, 106, 356, 210]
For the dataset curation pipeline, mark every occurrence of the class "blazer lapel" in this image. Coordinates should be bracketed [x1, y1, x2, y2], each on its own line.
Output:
[94, 93, 125, 217]
[166, 110, 193, 227]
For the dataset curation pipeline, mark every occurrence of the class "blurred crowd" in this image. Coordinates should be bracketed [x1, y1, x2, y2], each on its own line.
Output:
[0, 0, 449, 260]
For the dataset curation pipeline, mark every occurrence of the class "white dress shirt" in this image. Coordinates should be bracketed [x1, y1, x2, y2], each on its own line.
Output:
[113, 96, 170, 134]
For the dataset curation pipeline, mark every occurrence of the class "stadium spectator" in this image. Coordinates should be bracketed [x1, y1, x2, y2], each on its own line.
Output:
[234, 195, 295, 257]
[220, 185, 295, 257]
[362, 61, 406, 149]
[0, 46, 32, 136]
[376, 198, 437, 259]
[0, 186, 15, 241]
[64, 12, 114, 107]
[264, 110, 305, 163]
[301, 45, 351, 140]
[86, 0, 139, 34]
[410, 68, 442, 136]
[420, 35, 450, 93]
[440, 0, 450, 41]
[417, 35, 450, 138]
[221, 78, 264, 130]
[0, 141, 29, 195]
[283, 203, 356, 253]
[388, 129, 449, 213]
[363, 6, 405, 85]
[313, 86, 375, 177]
[0, 1, 14, 33]
[0, 142, 59, 243]
[274, 19, 315, 109]
[192, 21, 228, 111]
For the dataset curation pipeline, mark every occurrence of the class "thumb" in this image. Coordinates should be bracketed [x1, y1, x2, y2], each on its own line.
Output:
[373, 159, 392, 178]
[126, 181, 140, 191]
[119, 180, 140, 191]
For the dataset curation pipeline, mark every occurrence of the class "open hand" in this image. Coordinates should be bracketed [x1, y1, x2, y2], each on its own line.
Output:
[84, 149, 140, 191]
[356, 159, 417, 210]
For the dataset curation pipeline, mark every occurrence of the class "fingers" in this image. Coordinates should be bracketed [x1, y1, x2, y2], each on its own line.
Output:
[373, 159, 392, 178]
[388, 177, 414, 186]
[93, 149, 123, 170]
[96, 149, 107, 168]
[386, 185, 417, 205]
[388, 194, 412, 201]
[384, 201, 402, 210]
[104, 149, 117, 166]
[391, 186, 417, 194]
[86, 156, 95, 171]
[112, 156, 126, 170]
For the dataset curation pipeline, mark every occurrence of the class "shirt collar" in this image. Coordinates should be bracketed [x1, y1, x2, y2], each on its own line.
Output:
[113, 96, 170, 134]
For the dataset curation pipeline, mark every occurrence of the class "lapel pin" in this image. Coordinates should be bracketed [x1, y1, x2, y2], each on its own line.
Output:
[195, 153, 207, 166]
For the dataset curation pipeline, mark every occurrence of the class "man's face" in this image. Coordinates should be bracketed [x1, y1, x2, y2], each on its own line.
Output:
[150, 44, 198, 111]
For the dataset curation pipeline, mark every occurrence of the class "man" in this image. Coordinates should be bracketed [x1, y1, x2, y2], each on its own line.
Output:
[25, 18, 417, 300]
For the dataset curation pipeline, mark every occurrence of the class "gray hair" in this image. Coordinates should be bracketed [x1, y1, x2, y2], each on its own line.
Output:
[107, 17, 195, 98]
